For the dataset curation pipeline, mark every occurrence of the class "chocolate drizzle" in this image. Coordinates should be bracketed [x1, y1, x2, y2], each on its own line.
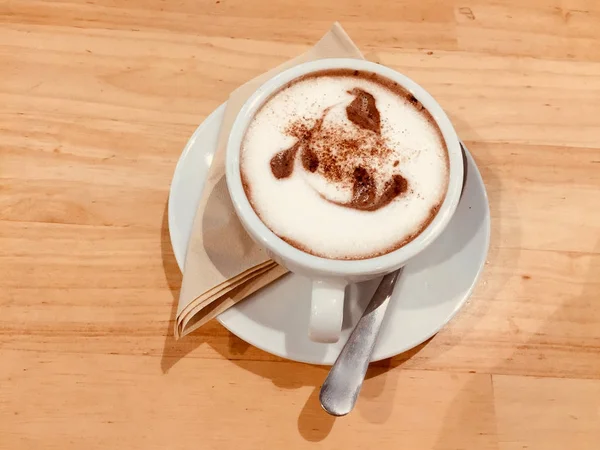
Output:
[350, 166, 376, 208]
[270, 142, 300, 179]
[268, 88, 409, 212]
[301, 146, 319, 172]
[331, 168, 408, 211]
[379, 174, 409, 207]
[269, 110, 328, 179]
[346, 88, 381, 134]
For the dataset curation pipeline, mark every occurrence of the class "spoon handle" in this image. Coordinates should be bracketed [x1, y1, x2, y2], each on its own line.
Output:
[319, 269, 401, 416]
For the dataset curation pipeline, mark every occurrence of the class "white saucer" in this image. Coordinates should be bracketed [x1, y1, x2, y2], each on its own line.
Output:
[168, 103, 490, 365]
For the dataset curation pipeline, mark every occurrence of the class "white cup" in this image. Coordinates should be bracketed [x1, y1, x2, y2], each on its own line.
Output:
[225, 58, 463, 343]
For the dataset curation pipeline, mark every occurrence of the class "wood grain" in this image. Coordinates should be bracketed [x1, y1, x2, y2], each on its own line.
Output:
[1, 0, 599, 448]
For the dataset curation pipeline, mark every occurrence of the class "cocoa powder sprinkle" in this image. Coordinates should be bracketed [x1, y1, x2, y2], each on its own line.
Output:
[269, 88, 409, 211]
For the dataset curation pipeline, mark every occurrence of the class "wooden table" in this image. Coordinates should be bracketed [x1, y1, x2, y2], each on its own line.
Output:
[2, 1, 599, 448]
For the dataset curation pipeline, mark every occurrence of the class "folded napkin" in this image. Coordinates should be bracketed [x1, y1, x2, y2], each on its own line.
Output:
[175, 22, 365, 339]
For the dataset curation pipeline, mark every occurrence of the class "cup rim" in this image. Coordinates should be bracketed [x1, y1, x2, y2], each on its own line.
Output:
[225, 58, 464, 277]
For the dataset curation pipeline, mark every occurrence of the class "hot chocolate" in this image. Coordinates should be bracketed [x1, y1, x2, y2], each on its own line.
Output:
[240, 69, 449, 260]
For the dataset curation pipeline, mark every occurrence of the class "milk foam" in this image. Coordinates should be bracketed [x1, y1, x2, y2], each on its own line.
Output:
[241, 71, 449, 260]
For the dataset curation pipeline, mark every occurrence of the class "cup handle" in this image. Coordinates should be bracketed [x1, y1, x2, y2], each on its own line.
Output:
[308, 279, 347, 343]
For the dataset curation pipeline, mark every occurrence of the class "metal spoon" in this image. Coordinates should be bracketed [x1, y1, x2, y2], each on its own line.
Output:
[319, 269, 401, 416]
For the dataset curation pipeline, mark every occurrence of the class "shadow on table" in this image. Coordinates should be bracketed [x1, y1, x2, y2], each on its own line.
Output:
[431, 109, 599, 448]
[161, 131, 562, 442]
[427, 114, 517, 448]
[159, 199, 436, 440]
[345, 133, 513, 434]
[430, 237, 600, 449]
[158, 201, 330, 437]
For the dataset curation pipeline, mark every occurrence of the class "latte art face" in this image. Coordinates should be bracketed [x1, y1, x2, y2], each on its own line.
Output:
[241, 69, 449, 260]
[269, 90, 409, 212]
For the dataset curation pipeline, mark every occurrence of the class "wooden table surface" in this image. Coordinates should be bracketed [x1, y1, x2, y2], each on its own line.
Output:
[2, 0, 599, 448]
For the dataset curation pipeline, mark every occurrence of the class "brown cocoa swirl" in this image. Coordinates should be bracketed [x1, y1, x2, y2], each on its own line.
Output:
[243, 68, 450, 260]
[346, 88, 381, 134]
[269, 88, 410, 211]
[269, 107, 329, 179]
[269, 141, 299, 179]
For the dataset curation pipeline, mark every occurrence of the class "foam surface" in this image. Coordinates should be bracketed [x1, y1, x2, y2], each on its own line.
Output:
[241, 71, 449, 260]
